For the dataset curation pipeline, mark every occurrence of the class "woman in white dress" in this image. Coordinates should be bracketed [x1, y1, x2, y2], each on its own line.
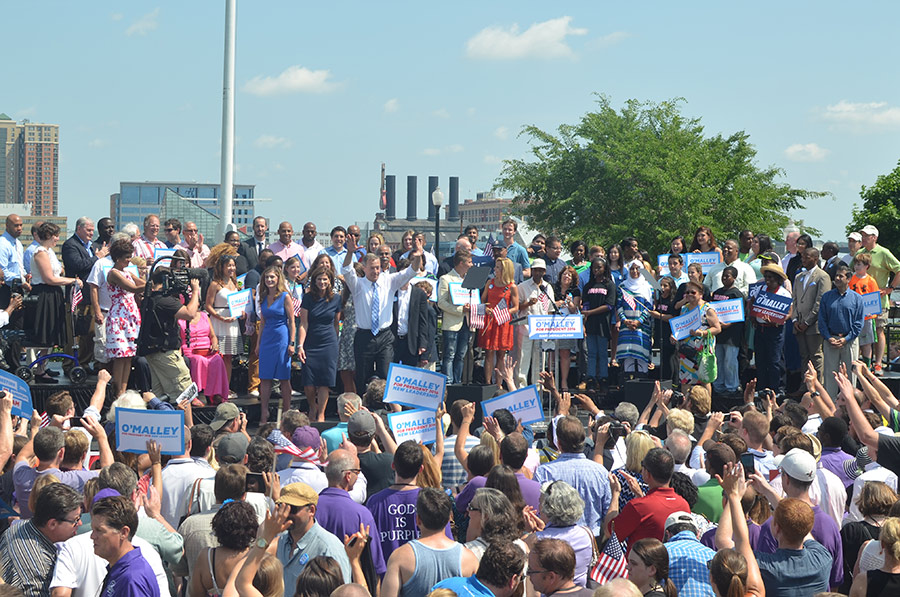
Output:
[205, 254, 242, 399]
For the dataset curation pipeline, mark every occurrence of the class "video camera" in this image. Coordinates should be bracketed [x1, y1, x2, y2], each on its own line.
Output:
[148, 254, 205, 299]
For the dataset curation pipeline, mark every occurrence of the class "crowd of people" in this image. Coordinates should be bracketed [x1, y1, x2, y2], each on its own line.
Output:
[1, 211, 900, 597]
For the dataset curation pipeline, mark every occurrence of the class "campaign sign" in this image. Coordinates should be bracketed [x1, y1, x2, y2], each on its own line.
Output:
[236, 273, 247, 290]
[862, 291, 883, 317]
[669, 307, 702, 341]
[384, 363, 447, 410]
[481, 385, 544, 426]
[750, 291, 792, 324]
[227, 289, 252, 317]
[0, 368, 32, 418]
[710, 299, 745, 324]
[657, 252, 722, 275]
[115, 408, 185, 455]
[410, 277, 438, 301]
[449, 282, 481, 306]
[0, 497, 16, 519]
[153, 247, 177, 261]
[527, 314, 585, 339]
[387, 408, 438, 445]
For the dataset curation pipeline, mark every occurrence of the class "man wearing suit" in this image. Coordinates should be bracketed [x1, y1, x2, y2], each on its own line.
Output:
[392, 273, 430, 367]
[792, 247, 831, 381]
[63, 217, 107, 370]
[240, 216, 269, 267]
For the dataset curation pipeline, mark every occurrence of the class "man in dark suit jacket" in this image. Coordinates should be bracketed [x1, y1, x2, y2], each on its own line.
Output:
[392, 283, 430, 366]
[62, 217, 106, 370]
[240, 216, 269, 267]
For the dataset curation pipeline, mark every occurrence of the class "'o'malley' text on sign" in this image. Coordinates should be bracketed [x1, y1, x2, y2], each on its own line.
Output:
[0, 368, 32, 418]
[669, 307, 702, 341]
[388, 409, 438, 445]
[481, 385, 544, 426]
[750, 291, 792, 324]
[116, 408, 185, 455]
[709, 299, 745, 324]
[528, 314, 584, 339]
[384, 363, 446, 410]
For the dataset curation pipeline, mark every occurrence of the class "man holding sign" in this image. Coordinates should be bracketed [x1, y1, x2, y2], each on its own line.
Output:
[818, 264, 864, 398]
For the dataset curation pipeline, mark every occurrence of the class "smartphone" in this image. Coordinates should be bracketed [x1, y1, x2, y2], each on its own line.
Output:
[245, 472, 266, 494]
[740, 453, 756, 479]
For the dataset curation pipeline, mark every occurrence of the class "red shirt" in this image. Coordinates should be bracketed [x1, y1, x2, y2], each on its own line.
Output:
[611, 487, 690, 551]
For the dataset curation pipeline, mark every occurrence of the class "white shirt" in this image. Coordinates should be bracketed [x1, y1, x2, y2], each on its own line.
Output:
[706, 259, 758, 294]
[847, 465, 899, 523]
[770, 466, 851, 527]
[517, 278, 555, 321]
[192, 482, 273, 524]
[400, 250, 438, 276]
[51, 532, 170, 597]
[86, 256, 113, 311]
[160, 457, 216, 527]
[342, 264, 418, 331]
[397, 287, 411, 336]
[802, 414, 823, 434]
[300, 240, 325, 270]
[276, 461, 369, 504]
[30, 246, 61, 285]
[675, 462, 711, 486]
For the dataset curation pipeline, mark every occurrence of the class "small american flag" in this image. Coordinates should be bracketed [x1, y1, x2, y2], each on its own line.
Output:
[483, 234, 495, 255]
[493, 298, 511, 325]
[538, 292, 551, 313]
[71, 286, 83, 313]
[292, 290, 302, 317]
[267, 430, 323, 466]
[40, 411, 50, 428]
[621, 289, 637, 312]
[590, 531, 629, 585]
[468, 304, 486, 329]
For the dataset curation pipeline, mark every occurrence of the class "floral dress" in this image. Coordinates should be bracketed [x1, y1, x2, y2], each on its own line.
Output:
[105, 280, 141, 358]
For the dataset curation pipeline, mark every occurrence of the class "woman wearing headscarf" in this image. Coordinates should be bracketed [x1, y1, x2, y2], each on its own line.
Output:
[616, 260, 654, 377]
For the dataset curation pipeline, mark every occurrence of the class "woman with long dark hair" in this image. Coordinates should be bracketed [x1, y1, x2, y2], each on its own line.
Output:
[582, 258, 617, 389]
[626, 538, 677, 597]
[297, 265, 342, 422]
[206, 254, 242, 396]
[689, 225, 723, 259]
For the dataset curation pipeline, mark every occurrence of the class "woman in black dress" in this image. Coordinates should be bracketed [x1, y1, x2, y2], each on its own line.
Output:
[297, 265, 342, 422]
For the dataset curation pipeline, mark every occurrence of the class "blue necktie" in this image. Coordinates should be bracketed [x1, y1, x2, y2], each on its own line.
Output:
[371, 281, 380, 335]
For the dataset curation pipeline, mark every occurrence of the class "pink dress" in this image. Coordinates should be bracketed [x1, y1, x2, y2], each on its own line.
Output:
[105, 281, 141, 359]
[179, 312, 230, 400]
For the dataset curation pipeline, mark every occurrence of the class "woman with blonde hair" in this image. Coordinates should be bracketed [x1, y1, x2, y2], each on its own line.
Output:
[611, 430, 654, 510]
[479, 257, 519, 386]
[850, 516, 900, 596]
[256, 266, 295, 425]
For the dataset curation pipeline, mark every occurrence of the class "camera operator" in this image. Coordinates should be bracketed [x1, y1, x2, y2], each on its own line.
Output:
[137, 253, 202, 402]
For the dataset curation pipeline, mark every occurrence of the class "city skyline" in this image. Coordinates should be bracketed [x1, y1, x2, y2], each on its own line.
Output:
[5, 2, 899, 242]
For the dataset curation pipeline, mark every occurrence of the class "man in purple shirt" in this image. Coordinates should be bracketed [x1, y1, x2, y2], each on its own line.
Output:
[816, 416, 855, 488]
[91, 495, 160, 597]
[315, 448, 386, 576]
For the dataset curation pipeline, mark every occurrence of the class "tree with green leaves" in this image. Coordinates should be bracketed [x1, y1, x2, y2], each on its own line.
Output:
[495, 96, 825, 257]
[846, 160, 900, 256]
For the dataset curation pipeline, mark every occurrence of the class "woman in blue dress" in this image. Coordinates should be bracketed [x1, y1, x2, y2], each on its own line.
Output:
[297, 265, 342, 422]
[257, 265, 295, 425]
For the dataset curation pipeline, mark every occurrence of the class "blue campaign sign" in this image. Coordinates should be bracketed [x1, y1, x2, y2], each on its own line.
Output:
[527, 314, 585, 339]
[481, 385, 544, 425]
[115, 408, 185, 455]
[658, 252, 721, 275]
[862, 291, 883, 318]
[384, 363, 447, 410]
[0, 497, 17, 519]
[710, 298, 745, 324]
[387, 408, 438, 445]
[669, 307, 702, 341]
[0, 368, 33, 418]
[750, 291, 792, 324]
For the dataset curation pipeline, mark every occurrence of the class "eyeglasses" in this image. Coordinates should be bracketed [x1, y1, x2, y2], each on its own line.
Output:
[343, 468, 362, 475]
[164, 228, 175, 232]
[526, 569, 547, 576]
[184, 229, 198, 233]
[58, 515, 81, 525]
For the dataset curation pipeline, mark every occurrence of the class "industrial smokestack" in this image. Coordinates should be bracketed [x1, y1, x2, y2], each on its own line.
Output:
[385, 175, 396, 221]
[449, 176, 459, 221]
[427, 176, 438, 222]
[407, 176, 417, 221]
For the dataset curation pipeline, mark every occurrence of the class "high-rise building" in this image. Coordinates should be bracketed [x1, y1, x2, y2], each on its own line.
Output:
[0, 114, 60, 216]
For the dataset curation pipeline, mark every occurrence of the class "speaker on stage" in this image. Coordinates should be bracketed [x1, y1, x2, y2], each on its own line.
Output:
[446, 384, 497, 431]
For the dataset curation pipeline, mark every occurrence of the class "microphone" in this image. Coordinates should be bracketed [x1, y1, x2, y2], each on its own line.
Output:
[539, 283, 562, 314]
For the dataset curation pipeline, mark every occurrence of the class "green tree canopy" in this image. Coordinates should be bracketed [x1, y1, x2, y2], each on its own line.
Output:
[495, 96, 825, 257]
[847, 160, 900, 256]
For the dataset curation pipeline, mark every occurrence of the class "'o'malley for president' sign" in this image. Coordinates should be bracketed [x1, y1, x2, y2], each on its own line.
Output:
[384, 363, 446, 411]
[709, 298, 745, 324]
[388, 409, 438, 445]
[750, 291, 793, 324]
[116, 408, 185, 455]
[528, 314, 584, 339]
[669, 307, 702, 341]
[0, 368, 33, 418]
[481, 385, 544, 426]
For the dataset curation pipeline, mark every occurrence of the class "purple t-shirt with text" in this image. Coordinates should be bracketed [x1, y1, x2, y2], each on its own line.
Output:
[366, 486, 452, 562]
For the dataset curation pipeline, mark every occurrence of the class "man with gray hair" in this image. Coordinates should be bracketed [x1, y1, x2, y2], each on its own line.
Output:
[63, 216, 106, 370]
[322, 393, 362, 454]
[315, 448, 386, 577]
[665, 429, 709, 486]
[614, 403, 639, 429]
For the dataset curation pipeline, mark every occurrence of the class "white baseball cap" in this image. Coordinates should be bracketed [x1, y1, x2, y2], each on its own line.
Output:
[861, 225, 879, 237]
[779, 448, 816, 482]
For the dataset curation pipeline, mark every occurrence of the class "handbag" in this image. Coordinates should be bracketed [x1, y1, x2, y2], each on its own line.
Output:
[697, 330, 717, 383]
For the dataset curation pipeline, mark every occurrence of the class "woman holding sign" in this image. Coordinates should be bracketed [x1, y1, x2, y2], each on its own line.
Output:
[554, 266, 582, 391]
[206, 254, 243, 397]
[479, 257, 519, 386]
[105, 237, 146, 396]
[688, 225, 723, 260]
[675, 280, 721, 393]
[297, 265, 342, 422]
[257, 266, 296, 425]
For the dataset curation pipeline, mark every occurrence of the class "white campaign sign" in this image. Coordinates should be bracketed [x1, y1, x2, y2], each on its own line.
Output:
[527, 314, 585, 339]
[862, 291, 883, 318]
[709, 299, 745, 324]
[227, 289, 252, 317]
[669, 307, 702, 341]
[153, 248, 177, 261]
[384, 363, 447, 410]
[115, 408, 185, 455]
[387, 409, 438, 445]
[449, 282, 481, 306]
[481, 385, 544, 426]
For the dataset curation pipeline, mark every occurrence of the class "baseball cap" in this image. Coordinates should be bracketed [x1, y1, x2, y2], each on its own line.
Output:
[278, 482, 319, 507]
[531, 258, 547, 270]
[848, 232, 862, 242]
[291, 426, 321, 451]
[779, 448, 816, 482]
[348, 411, 376, 440]
[664, 511, 698, 533]
[216, 432, 249, 464]
[210, 402, 240, 431]
[861, 225, 879, 237]
[92, 488, 122, 504]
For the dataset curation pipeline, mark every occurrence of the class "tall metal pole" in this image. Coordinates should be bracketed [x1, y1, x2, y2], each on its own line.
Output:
[218, 0, 236, 241]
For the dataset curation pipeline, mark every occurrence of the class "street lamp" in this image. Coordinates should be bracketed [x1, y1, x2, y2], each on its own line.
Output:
[432, 186, 444, 257]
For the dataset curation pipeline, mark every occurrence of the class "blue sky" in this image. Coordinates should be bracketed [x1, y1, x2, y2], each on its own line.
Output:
[5, 2, 900, 242]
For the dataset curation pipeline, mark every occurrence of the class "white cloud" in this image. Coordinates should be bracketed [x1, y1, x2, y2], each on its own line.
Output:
[494, 126, 509, 140]
[784, 143, 829, 163]
[88, 139, 109, 149]
[384, 98, 399, 113]
[593, 31, 630, 48]
[423, 148, 441, 156]
[483, 155, 503, 165]
[110, 13, 123, 21]
[822, 100, 900, 129]
[254, 135, 293, 149]
[243, 65, 338, 96]
[465, 16, 587, 60]
[447, 144, 464, 153]
[126, 8, 159, 36]
[433, 108, 450, 119]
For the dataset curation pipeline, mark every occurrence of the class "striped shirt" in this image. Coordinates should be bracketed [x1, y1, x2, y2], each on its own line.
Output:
[0, 520, 57, 597]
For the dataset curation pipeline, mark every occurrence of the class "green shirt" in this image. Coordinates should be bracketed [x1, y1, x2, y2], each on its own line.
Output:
[855, 245, 900, 307]
[693, 478, 724, 523]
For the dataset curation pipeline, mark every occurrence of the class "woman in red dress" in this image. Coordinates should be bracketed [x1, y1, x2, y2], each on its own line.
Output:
[479, 257, 519, 385]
